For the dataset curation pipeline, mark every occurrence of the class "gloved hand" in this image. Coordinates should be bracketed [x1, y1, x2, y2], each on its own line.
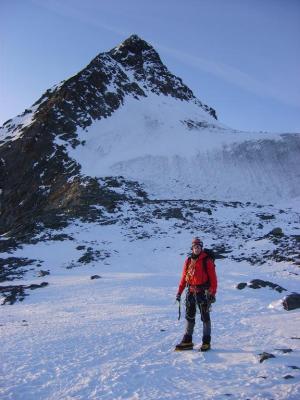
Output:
[207, 293, 216, 303]
[176, 293, 181, 302]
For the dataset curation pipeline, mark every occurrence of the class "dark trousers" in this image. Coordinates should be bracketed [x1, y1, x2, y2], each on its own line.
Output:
[185, 291, 211, 343]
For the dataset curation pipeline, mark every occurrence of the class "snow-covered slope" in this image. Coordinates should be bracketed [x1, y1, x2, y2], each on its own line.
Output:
[1, 197, 300, 399]
[1, 34, 299, 221]
[66, 92, 300, 202]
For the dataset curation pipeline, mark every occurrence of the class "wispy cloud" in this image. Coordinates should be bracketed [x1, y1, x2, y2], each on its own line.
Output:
[30, 0, 300, 109]
[31, 0, 129, 38]
[157, 44, 300, 109]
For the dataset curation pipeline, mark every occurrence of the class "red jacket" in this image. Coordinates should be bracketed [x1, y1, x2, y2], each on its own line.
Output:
[178, 252, 217, 295]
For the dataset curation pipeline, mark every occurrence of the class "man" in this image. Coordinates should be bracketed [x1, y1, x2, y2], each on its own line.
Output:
[175, 237, 217, 351]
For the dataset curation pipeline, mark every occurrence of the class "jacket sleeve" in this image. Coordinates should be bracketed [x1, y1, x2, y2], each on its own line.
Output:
[207, 258, 217, 295]
[177, 259, 188, 295]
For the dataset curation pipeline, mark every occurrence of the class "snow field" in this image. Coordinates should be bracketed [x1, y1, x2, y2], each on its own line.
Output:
[62, 93, 300, 203]
[1, 221, 300, 400]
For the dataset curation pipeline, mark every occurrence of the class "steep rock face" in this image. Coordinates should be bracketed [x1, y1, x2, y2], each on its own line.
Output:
[108, 35, 217, 118]
[0, 35, 217, 235]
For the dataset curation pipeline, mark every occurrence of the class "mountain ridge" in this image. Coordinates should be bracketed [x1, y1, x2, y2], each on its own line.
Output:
[0, 35, 299, 238]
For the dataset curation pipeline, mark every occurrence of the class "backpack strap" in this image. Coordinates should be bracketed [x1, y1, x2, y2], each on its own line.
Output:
[202, 250, 216, 282]
[203, 255, 208, 276]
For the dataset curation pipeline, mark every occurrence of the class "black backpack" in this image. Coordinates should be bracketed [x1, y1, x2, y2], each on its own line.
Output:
[187, 248, 216, 277]
[203, 248, 216, 274]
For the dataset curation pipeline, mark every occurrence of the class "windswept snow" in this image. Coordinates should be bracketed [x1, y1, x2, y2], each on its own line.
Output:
[65, 94, 300, 203]
[0, 105, 39, 145]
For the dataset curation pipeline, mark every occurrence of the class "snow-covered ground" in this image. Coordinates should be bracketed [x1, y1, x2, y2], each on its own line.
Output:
[1, 200, 299, 400]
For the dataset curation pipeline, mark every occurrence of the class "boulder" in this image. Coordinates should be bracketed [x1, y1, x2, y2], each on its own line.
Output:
[259, 352, 275, 363]
[283, 293, 300, 311]
[90, 275, 101, 280]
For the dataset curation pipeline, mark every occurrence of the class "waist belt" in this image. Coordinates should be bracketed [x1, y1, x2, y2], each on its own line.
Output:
[188, 282, 209, 293]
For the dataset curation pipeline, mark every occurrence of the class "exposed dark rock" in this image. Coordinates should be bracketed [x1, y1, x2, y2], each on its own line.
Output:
[259, 352, 276, 363]
[0, 282, 49, 305]
[90, 275, 101, 280]
[236, 282, 247, 290]
[66, 247, 111, 268]
[153, 207, 185, 220]
[37, 270, 50, 277]
[212, 245, 232, 259]
[257, 214, 275, 221]
[0, 257, 38, 282]
[49, 233, 74, 241]
[109, 35, 217, 119]
[237, 279, 286, 293]
[268, 227, 284, 237]
[248, 279, 286, 293]
[275, 348, 293, 353]
[78, 248, 108, 264]
[283, 375, 294, 379]
[1, 35, 217, 238]
[283, 293, 300, 311]
[288, 365, 300, 370]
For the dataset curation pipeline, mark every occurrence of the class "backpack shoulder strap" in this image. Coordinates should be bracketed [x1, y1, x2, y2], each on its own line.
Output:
[202, 255, 209, 275]
[202, 249, 216, 276]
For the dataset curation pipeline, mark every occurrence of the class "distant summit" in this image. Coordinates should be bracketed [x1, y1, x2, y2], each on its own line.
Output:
[0, 35, 299, 240]
[0, 35, 218, 236]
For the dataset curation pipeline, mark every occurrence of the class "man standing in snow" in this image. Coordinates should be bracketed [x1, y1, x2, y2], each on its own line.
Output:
[175, 237, 217, 351]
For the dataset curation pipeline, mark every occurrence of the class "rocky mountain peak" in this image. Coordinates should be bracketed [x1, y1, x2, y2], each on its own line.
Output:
[109, 34, 162, 67]
[112, 34, 156, 55]
[0, 35, 219, 237]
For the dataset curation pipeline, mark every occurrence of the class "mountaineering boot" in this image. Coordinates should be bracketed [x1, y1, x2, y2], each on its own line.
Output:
[175, 334, 194, 351]
[200, 343, 211, 351]
[200, 335, 211, 352]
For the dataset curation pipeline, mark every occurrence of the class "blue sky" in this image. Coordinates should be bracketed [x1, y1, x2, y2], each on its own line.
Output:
[1, 0, 300, 132]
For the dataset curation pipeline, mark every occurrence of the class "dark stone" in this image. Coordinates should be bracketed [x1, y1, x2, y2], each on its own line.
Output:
[0, 281, 48, 305]
[275, 348, 293, 353]
[90, 275, 101, 280]
[236, 282, 247, 290]
[236, 279, 287, 293]
[29, 282, 48, 290]
[37, 270, 50, 277]
[288, 366, 300, 370]
[259, 352, 275, 363]
[283, 375, 294, 380]
[51, 234, 74, 241]
[283, 293, 300, 311]
[268, 227, 284, 237]
[248, 279, 286, 293]
[257, 214, 275, 221]
[0, 257, 38, 282]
